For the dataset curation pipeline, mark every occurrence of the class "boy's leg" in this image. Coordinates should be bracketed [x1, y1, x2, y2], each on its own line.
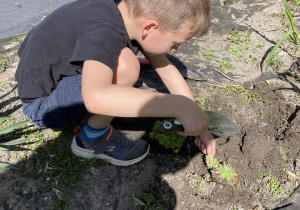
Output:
[72, 47, 150, 166]
[87, 47, 140, 129]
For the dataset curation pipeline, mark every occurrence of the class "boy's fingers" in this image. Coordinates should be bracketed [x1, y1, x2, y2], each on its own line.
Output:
[194, 137, 201, 148]
[199, 130, 216, 158]
[200, 143, 207, 155]
[206, 139, 216, 158]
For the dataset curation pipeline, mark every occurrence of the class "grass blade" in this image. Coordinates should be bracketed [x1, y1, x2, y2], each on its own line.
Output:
[0, 146, 9, 151]
[0, 120, 30, 135]
[0, 162, 18, 169]
[265, 30, 293, 72]
[0, 80, 11, 88]
[283, 0, 300, 52]
[0, 138, 29, 146]
[283, 0, 295, 31]
[0, 116, 9, 124]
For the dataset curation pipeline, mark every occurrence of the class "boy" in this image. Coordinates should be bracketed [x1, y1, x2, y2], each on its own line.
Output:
[16, 0, 216, 166]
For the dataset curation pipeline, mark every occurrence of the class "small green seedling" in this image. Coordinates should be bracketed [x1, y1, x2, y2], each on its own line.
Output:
[200, 50, 219, 60]
[267, 175, 283, 196]
[206, 155, 240, 187]
[228, 45, 243, 59]
[217, 59, 236, 72]
[150, 120, 186, 153]
[206, 155, 219, 169]
[132, 190, 163, 210]
[0, 59, 6, 72]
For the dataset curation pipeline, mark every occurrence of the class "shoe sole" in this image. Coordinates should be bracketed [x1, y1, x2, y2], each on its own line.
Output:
[71, 136, 150, 166]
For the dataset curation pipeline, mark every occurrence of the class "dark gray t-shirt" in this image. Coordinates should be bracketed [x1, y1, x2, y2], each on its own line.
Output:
[16, 0, 135, 102]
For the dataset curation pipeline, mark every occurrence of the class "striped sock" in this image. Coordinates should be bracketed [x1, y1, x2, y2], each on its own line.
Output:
[81, 123, 110, 141]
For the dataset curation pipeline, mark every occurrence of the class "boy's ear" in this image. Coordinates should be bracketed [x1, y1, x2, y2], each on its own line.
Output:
[141, 18, 158, 37]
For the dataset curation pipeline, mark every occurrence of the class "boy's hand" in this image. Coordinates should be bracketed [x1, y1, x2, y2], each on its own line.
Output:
[194, 130, 216, 158]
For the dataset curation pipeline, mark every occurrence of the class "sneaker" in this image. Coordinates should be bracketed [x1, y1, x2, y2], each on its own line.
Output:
[71, 125, 150, 166]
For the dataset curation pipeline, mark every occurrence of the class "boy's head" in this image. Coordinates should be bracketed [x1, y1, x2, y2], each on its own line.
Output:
[124, 0, 211, 36]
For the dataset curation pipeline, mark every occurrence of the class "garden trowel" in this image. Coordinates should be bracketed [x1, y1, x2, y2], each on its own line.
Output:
[157, 111, 239, 139]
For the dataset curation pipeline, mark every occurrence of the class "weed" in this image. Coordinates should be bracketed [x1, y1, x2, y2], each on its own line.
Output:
[37, 6, 52, 20]
[280, 149, 289, 169]
[293, 93, 299, 102]
[216, 164, 238, 185]
[23, 140, 99, 191]
[185, 172, 193, 178]
[289, 0, 300, 6]
[50, 198, 68, 210]
[272, 13, 285, 18]
[267, 175, 283, 196]
[252, 57, 259, 62]
[206, 155, 219, 169]
[150, 120, 186, 153]
[257, 44, 265, 49]
[0, 59, 6, 72]
[132, 190, 163, 210]
[259, 172, 268, 178]
[0, 80, 11, 88]
[228, 29, 243, 45]
[229, 45, 243, 59]
[219, 85, 260, 104]
[200, 50, 219, 60]
[217, 60, 236, 72]
[205, 155, 240, 187]
[270, 49, 284, 70]
[195, 97, 207, 110]
[265, 0, 300, 72]
[227, 29, 251, 49]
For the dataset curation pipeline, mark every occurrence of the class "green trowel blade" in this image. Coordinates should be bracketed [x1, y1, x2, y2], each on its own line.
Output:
[206, 111, 240, 138]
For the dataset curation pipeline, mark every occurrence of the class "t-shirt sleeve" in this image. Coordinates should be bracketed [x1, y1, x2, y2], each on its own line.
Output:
[70, 27, 125, 71]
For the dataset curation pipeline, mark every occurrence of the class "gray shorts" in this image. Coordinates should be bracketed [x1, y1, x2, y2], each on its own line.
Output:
[22, 75, 91, 128]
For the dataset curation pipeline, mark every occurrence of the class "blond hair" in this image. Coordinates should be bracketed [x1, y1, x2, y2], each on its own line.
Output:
[124, 0, 211, 36]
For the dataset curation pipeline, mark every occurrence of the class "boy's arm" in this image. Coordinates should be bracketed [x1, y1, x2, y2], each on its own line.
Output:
[82, 60, 215, 157]
[82, 60, 205, 134]
[143, 54, 216, 157]
[143, 54, 194, 100]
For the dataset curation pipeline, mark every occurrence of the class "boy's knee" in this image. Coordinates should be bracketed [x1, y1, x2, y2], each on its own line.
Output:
[114, 47, 140, 86]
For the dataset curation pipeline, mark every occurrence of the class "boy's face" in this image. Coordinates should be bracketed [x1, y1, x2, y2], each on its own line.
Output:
[140, 24, 194, 56]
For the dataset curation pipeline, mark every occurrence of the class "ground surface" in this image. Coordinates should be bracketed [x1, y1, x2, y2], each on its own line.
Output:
[0, 0, 300, 209]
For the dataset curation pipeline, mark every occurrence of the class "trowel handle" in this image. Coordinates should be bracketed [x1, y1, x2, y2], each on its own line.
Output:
[157, 120, 184, 134]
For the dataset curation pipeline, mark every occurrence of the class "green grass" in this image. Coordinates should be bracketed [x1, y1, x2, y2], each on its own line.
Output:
[217, 60, 236, 72]
[0, 59, 6, 72]
[219, 85, 261, 104]
[289, 0, 300, 6]
[227, 29, 251, 49]
[229, 45, 243, 59]
[0, 80, 104, 207]
[200, 50, 219, 60]
[265, 0, 300, 72]
[132, 190, 164, 210]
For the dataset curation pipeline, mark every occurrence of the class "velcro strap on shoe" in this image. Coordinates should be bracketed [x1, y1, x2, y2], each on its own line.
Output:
[93, 126, 115, 154]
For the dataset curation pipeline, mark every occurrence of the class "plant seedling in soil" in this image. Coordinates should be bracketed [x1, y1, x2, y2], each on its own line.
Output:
[0, 59, 6, 72]
[205, 155, 240, 187]
[265, 0, 300, 72]
[132, 190, 163, 210]
[200, 50, 219, 60]
[267, 174, 283, 196]
[217, 59, 236, 72]
[150, 120, 186, 153]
